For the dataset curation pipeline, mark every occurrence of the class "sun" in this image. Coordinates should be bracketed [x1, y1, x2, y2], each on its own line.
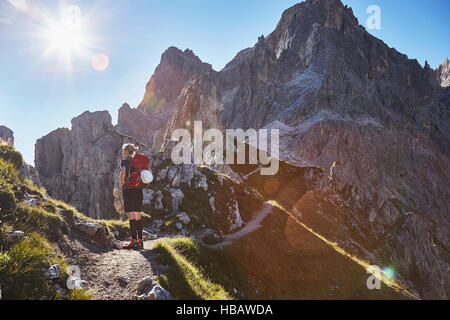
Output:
[37, 4, 106, 72]
[45, 22, 88, 55]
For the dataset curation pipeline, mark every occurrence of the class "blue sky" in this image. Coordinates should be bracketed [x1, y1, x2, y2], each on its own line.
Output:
[0, 0, 449, 164]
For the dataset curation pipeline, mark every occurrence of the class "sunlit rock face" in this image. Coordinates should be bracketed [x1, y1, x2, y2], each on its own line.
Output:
[118, 47, 215, 150]
[35, 111, 122, 220]
[436, 57, 450, 87]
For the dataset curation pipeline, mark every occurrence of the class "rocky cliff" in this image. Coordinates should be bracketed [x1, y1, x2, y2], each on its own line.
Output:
[35, 111, 122, 219]
[436, 57, 450, 87]
[0, 126, 14, 145]
[34, 0, 449, 299]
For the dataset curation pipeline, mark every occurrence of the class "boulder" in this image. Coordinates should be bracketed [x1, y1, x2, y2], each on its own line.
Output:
[176, 212, 190, 225]
[8, 230, 25, 241]
[137, 284, 173, 300]
[137, 276, 158, 295]
[76, 222, 100, 236]
[45, 264, 61, 280]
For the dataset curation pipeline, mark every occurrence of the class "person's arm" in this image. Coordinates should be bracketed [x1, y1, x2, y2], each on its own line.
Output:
[120, 167, 126, 189]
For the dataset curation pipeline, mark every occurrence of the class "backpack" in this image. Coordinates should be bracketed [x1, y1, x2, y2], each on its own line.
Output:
[127, 153, 151, 188]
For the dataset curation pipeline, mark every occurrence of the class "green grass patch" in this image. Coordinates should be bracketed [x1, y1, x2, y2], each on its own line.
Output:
[68, 289, 92, 300]
[0, 233, 66, 299]
[0, 145, 23, 171]
[154, 237, 246, 300]
[12, 203, 67, 241]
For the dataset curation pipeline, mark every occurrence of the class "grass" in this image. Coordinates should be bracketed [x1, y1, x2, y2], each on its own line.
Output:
[12, 203, 67, 241]
[0, 147, 91, 300]
[154, 238, 240, 300]
[0, 144, 23, 171]
[0, 233, 68, 299]
[223, 206, 406, 300]
[68, 289, 92, 300]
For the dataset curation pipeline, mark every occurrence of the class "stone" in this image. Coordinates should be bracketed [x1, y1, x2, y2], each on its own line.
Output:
[76, 222, 100, 236]
[25, 198, 39, 206]
[8, 230, 25, 241]
[177, 212, 190, 225]
[118, 276, 130, 286]
[113, 240, 123, 250]
[137, 276, 158, 295]
[138, 284, 173, 300]
[45, 264, 60, 280]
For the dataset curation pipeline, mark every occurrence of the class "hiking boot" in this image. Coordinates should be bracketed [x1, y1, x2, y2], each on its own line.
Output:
[136, 239, 144, 250]
[123, 239, 138, 250]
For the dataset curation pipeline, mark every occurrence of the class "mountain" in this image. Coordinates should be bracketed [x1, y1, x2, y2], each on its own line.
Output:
[34, 0, 449, 299]
[0, 126, 14, 145]
[436, 57, 450, 87]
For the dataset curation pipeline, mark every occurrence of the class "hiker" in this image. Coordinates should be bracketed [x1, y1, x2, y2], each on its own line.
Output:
[120, 143, 151, 250]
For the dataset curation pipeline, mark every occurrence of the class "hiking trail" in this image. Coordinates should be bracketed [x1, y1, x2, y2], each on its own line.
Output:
[65, 238, 169, 300]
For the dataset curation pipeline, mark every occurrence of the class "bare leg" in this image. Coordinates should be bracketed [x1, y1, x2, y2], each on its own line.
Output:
[134, 212, 142, 221]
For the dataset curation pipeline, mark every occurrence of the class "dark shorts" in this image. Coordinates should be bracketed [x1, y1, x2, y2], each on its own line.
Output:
[123, 188, 143, 212]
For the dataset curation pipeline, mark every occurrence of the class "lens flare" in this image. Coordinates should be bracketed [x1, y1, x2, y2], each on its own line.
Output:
[91, 52, 109, 71]
[382, 267, 395, 280]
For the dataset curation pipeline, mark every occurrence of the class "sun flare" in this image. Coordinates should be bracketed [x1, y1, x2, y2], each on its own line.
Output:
[34, 3, 107, 73]
[44, 22, 87, 55]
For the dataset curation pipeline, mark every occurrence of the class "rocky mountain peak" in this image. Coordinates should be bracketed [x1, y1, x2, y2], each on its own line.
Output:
[138, 46, 213, 111]
[71, 110, 115, 144]
[437, 56, 450, 87]
[0, 125, 14, 145]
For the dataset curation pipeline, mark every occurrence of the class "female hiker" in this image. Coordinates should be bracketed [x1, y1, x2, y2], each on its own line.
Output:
[120, 143, 147, 250]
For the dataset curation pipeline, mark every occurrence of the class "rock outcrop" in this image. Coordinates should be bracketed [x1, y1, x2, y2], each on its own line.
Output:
[436, 57, 450, 87]
[0, 125, 41, 184]
[0, 126, 14, 145]
[35, 111, 122, 219]
[118, 47, 215, 150]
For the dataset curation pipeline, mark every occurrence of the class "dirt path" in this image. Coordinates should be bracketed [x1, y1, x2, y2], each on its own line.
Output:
[66, 238, 168, 300]
[208, 202, 274, 249]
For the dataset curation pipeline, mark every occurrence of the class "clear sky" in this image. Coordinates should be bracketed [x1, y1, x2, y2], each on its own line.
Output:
[0, 0, 449, 164]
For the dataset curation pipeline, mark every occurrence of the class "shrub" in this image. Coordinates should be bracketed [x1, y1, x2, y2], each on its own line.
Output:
[0, 158, 19, 184]
[0, 233, 61, 299]
[0, 180, 16, 217]
[13, 203, 66, 241]
[0, 145, 23, 171]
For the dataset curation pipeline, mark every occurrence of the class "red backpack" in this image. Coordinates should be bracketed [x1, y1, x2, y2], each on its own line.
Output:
[127, 153, 150, 188]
